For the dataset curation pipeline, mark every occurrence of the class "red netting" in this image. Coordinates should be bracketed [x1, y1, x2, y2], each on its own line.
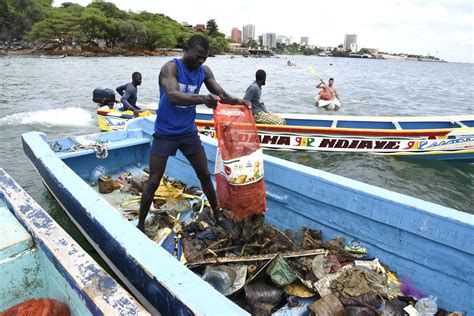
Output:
[1, 298, 70, 316]
[214, 104, 266, 219]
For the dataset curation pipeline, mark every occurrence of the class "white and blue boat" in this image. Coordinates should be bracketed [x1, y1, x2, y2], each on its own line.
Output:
[0, 169, 148, 315]
[22, 117, 474, 314]
[97, 107, 474, 163]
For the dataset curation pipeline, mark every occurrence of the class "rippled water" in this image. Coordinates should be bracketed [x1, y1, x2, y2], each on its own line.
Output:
[0, 56, 473, 234]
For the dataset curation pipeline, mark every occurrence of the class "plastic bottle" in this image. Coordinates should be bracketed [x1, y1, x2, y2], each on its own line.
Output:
[202, 270, 232, 294]
[415, 296, 438, 316]
[89, 165, 108, 185]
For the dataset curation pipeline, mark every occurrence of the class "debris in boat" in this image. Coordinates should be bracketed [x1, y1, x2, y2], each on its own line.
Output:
[343, 239, 368, 256]
[244, 280, 283, 315]
[265, 253, 297, 286]
[307, 293, 344, 315]
[91, 170, 463, 315]
[201, 264, 247, 296]
[130, 173, 148, 192]
[98, 175, 121, 193]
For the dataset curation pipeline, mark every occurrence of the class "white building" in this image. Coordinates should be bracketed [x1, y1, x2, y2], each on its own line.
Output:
[242, 24, 255, 42]
[344, 34, 357, 51]
[262, 33, 277, 49]
[277, 35, 293, 45]
[300, 37, 309, 46]
[350, 42, 358, 53]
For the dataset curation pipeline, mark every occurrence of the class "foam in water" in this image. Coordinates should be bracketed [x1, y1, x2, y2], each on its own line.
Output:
[0, 107, 93, 126]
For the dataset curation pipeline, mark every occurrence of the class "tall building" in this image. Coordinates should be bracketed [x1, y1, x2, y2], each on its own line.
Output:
[300, 37, 309, 46]
[231, 27, 241, 43]
[344, 34, 357, 51]
[262, 33, 277, 49]
[242, 24, 255, 42]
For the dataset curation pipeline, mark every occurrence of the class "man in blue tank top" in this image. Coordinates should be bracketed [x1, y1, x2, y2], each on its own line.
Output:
[138, 35, 248, 232]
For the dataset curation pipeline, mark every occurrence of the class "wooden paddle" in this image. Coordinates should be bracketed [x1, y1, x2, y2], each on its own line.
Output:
[308, 66, 339, 99]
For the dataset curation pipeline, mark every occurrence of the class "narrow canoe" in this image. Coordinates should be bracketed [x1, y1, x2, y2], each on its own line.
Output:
[22, 116, 473, 313]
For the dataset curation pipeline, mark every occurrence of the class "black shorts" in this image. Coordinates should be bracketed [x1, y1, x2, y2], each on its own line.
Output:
[151, 132, 203, 157]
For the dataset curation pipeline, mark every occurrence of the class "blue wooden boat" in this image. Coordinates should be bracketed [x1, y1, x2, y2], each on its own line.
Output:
[0, 169, 147, 315]
[97, 108, 474, 162]
[22, 117, 474, 314]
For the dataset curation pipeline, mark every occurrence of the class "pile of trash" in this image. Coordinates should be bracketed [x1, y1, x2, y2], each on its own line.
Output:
[94, 171, 463, 316]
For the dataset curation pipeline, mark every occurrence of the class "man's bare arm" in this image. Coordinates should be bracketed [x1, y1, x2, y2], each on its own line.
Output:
[159, 62, 217, 107]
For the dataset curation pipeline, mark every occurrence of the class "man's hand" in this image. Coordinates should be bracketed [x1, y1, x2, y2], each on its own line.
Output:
[240, 99, 251, 108]
[204, 93, 219, 109]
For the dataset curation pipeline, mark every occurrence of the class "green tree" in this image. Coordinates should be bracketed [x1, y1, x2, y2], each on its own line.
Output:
[1, 0, 49, 40]
[13, 0, 233, 54]
[87, 0, 127, 19]
[206, 19, 218, 37]
[60, 2, 85, 17]
[80, 7, 109, 40]
[245, 38, 259, 49]
[117, 20, 151, 47]
[26, 10, 83, 42]
[358, 48, 371, 55]
[206, 34, 229, 54]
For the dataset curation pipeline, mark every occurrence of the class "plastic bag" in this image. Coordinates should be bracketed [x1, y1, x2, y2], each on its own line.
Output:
[214, 103, 266, 219]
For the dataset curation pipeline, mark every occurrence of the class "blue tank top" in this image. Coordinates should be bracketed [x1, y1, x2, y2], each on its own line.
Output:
[155, 58, 205, 135]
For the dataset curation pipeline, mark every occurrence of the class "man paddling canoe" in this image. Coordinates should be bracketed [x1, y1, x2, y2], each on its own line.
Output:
[315, 78, 341, 110]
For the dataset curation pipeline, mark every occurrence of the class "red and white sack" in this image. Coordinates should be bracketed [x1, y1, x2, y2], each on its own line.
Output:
[214, 103, 266, 219]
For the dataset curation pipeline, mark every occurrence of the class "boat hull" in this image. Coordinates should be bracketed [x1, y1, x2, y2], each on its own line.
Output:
[22, 117, 474, 313]
[315, 98, 341, 110]
[97, 109, 474, 161]
[0, 169, 147, 315]
[22, 129, 246, 316]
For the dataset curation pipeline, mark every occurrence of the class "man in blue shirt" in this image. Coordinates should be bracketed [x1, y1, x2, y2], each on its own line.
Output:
[116, 72, 142, 116]
[137, 35, 248, 232]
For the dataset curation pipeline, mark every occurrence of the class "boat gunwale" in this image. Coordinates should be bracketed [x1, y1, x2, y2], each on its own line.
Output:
[195, 119, 474, 136]
[21, 132, 249, 316]
[0, 168, 148, 315]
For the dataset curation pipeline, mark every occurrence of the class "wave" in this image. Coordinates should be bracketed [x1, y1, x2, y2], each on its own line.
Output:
[0, 107, 93, 126]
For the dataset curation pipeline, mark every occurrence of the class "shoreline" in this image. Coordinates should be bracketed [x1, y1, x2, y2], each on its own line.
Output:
[1, 48, 448, 62]
[0, 48, 184, 58]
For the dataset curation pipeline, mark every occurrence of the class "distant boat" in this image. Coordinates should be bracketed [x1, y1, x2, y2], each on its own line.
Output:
[21, 117, 474, 313]
[40, 54, 66, 59]
[0, 169, 147, 315]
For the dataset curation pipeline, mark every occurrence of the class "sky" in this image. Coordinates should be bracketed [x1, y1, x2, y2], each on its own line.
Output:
[56, 0, 473, 63]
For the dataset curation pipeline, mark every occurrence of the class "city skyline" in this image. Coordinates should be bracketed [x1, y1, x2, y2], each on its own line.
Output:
[56, 0, 473, 63]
